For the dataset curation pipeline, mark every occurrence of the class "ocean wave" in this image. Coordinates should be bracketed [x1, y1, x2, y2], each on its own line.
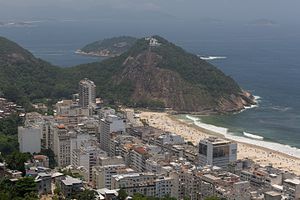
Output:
[270, 106, 291, 112]
[185, 115, 300, 158]
[243, 104, 259, 110]
[253, 95, 262, 101]
[238, 95, 261, 113]
[198, 55, 227, 60]
[243, 132, 264, 140]
[186, 115, 228, 135]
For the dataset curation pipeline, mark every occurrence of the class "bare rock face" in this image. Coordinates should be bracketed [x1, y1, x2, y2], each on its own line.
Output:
[115, 49, 256, 113]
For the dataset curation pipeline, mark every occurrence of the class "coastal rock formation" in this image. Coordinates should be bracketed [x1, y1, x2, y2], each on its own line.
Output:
[114, 36, 256, 113]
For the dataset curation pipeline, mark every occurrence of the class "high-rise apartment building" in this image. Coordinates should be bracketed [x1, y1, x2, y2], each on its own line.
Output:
[79, 78, 96, 108]
[18, 126, 42, 154]
[52, 124, 72, 167]
[99, 115, 125, 153]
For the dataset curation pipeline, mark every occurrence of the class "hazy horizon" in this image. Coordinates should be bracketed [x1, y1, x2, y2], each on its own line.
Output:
[1, 0, 300, 26]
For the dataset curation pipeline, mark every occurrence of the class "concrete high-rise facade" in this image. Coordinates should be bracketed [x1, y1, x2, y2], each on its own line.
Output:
[79, 78, 96, 108]
[52, 124, 71, 167]
[18, 126, 42, 154]
[99, 115, 125, 153]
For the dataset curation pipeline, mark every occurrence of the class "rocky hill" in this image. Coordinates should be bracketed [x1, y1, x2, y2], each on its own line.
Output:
[112, 36, 255, 112]
[0, 35, 255, 113]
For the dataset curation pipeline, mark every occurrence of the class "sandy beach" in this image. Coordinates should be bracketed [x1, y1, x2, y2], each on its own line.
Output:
[140, 111, 300, 175]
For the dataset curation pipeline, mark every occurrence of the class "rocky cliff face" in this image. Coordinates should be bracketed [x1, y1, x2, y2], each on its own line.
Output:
[115, 43, 256, 113]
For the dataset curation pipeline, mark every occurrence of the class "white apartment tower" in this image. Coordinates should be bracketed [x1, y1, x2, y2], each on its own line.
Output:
[79, 78, 96, 108]
[18, 126, 42, 154]
[52, 124, 71, 167]
[99, 115, 125, 153]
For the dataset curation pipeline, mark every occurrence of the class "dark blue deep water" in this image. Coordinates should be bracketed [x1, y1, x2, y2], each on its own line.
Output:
[1, 20, 300, 149]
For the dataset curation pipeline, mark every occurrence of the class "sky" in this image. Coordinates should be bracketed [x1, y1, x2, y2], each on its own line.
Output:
[0, 0, 300, 24]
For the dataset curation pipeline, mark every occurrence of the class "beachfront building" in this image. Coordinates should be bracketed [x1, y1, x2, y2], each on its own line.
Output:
[283, 178, 300, 199]
[79, 78, 96, 108]
[198, 137, 237, 168]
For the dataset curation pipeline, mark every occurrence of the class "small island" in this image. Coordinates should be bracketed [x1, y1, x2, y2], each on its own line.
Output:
[75, 36, 137, 57]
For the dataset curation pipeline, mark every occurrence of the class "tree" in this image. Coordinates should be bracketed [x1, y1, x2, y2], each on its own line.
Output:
[204, 196, 222, 200]
[5, 151, 31, 175]
[118, 189, 128, 200]
[15, 177, 37, 198]
[161, 195, 176, 200]
[0, 114, 22, 135]
[54, 185, 61, 196]
[75, 189, 96, 200]
[132, 193, 147, 200]
[40, 148, 57, 168]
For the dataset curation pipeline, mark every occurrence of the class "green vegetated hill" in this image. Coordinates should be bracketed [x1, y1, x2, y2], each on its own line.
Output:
[0, 37, 64, 106]
[0, 35, 255, 113]
[77, 36, 137, 57]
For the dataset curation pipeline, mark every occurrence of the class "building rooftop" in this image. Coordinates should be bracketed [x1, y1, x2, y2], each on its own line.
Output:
[284, 178, 300, 185]
[265, 191, 282, 197]
[133, 146, 148, 155]
[61, 176, 82, 186]
[200, 137, 233, 145]
[57, 124, 66, 129]
[96, 188, 118, 197]
[51, 172, 64, 178]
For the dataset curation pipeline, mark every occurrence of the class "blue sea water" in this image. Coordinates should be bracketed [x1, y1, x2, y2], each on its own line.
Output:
[1, 19, 300, 151]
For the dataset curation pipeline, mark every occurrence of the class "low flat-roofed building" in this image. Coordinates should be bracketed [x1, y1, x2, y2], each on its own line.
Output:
[111, 173, 156, 197]
[61, 175, 84, 199]
[198, 137, 237, 168]
[264, 191, 282, 200]
[35, 173, 52, 195]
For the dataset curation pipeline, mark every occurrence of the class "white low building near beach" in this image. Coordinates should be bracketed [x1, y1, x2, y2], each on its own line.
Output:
[198, 137, 237, 168]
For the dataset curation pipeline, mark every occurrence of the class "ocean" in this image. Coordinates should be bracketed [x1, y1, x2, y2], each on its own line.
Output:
[1, 19, 300, 155]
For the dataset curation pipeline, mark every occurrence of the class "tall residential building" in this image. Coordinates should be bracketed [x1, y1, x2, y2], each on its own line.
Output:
[198, 137, 237, 168]
[79, 78, 96, 108]
[23, 112, 54, 150]
[52, 124, 72, 167]
[130, 146, 149, 172]
[18, 126, 42, 154]
[71, 142, 103, 183]
[99, 115, 125, 153]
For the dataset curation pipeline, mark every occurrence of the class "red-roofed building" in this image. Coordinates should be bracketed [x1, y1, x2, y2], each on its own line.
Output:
[130, 146, 150, 172]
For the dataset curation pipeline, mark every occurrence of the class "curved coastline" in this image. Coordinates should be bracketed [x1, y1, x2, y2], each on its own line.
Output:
[184, 114, 300, 159]
[140, 111, 300, 174]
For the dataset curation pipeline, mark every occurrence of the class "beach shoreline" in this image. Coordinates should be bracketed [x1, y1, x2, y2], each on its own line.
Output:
[140, 111, 300, 175]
